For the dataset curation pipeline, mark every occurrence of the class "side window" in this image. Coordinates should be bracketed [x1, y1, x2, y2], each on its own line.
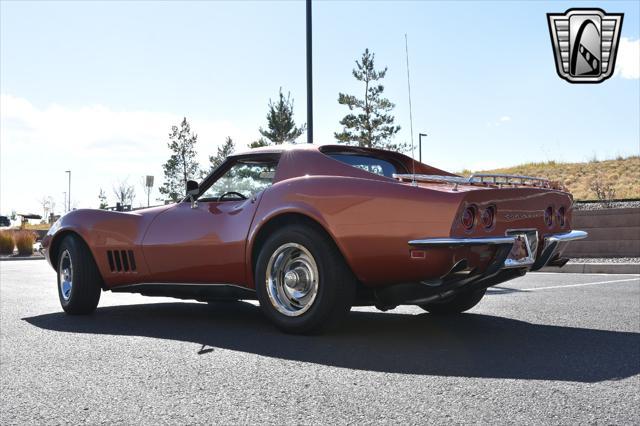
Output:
[327, 154, 400, 177]
[200, 160, 278, 201]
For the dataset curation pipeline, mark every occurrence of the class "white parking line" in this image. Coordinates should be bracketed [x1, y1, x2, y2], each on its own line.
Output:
[528, 277, 640, 292]
[533, 272, 640, 276]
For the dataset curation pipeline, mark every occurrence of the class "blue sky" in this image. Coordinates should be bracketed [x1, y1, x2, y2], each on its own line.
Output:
[1, 0, 639, 214]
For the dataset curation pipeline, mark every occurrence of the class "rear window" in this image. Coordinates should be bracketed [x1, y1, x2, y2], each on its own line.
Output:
[328, 154, 400, 177]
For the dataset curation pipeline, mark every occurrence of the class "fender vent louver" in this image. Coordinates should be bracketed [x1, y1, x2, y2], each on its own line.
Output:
[128, 250, 137, 271]
[106, 250, 137, 273]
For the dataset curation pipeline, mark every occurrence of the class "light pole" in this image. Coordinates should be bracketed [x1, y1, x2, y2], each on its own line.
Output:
[65, 170, 71, 211]
[63, 192, 67, 214]
[418, 133, 427, 163]
[306, 0, 313, 144]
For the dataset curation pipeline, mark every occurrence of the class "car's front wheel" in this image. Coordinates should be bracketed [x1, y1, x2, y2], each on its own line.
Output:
[255, 224, 355, 334]
[57, 235, 102, 314]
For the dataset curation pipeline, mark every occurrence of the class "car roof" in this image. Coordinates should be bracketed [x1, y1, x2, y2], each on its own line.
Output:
[231, 143, 454, 178]
[233, 143, 407, 159]
[232, 143, 318, 157]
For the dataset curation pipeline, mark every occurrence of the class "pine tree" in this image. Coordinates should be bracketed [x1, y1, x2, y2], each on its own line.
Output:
[98, 189, 108, 209]
[159, 117, 200, 202]
[335, 48, 403, 151]
[207, 136, 236, 173]
[248, 137, 269, 149]
[258, 88, 306, 144]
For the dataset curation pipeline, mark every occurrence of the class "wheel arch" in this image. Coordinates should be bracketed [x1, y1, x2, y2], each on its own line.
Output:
[49, 230, 84, 272]
[248, 212, 356, 288]
[49, 230, 106, 289]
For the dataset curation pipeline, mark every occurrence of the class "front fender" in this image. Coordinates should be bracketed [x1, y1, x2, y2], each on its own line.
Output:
[43, 210, 104, 269]
[44, 206, 172, 286]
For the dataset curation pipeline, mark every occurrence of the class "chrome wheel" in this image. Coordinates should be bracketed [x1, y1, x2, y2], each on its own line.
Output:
[265, 243, 319, 317]
[59, 250, 73, 301]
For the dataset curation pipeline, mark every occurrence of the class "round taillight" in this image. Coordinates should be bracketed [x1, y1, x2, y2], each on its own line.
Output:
[557, 206, 566, 227]
[462, 206, 476, 230]
[544, 206, 554, 227]
[481, 206, 495, 229]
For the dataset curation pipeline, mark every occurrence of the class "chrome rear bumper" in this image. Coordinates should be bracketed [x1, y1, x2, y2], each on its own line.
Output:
[375, 230, 589, 309]
[408, 236, 515, 246]
[409, 230, 588, 271]
[545, 230, 588, 242]
[531, 230, 587, 271]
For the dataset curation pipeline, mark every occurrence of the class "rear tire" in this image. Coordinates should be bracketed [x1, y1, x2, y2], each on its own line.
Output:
[56, 235, 102, 314]
[255, 224, 355, 334]
[418, 288, 486, 314]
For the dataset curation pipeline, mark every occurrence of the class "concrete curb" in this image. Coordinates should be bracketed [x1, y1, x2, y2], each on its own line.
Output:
[0, 256, 45, 262]
[540, 263, 640, 274]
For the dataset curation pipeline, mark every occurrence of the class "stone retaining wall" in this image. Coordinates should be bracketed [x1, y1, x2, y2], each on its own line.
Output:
[565, 207, 640, 257]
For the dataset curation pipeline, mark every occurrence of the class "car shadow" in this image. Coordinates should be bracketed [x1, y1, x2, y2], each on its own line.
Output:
[23, 301, 640, 383]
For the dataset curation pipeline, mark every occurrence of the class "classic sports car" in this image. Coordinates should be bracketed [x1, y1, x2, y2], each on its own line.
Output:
[43, 144, 586, 333]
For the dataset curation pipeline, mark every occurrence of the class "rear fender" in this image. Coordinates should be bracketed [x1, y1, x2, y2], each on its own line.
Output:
[247, 176, 466, 287]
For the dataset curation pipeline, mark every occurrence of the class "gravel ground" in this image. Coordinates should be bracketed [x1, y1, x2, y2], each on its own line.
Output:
[569, 257, 640, 264]
[1, 260, 639, 425]
[0, 254, 45, 261]
[573, 200, 640, 210]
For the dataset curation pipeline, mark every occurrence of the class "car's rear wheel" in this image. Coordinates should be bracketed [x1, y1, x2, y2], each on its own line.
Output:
[57, 235, 102, 314]
[417, 288, 486, 314]
[255, 224, 355, 334]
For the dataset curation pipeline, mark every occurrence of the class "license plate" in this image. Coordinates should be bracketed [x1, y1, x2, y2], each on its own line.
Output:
[509, 236, 529, 260]
[504, 234, 535, 268]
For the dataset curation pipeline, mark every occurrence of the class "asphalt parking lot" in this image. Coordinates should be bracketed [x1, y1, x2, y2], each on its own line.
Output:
[1, 260, 638, 424]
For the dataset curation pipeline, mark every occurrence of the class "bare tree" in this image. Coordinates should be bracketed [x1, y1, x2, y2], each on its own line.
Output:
[590, 176, 616, 207]
[49, 198, 56, 217]
[38, 196, 55, 221]
[113, 179, 136, 207]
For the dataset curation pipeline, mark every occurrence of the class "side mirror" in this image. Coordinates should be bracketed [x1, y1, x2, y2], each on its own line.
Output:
[186, 180, 199, 196]
[186, 180, 199, 209]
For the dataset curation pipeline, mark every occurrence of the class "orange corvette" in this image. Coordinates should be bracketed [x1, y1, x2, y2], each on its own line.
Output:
[43, 144, 586, 333]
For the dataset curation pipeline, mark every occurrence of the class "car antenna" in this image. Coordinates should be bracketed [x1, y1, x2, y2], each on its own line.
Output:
[404, 33, 417, 187]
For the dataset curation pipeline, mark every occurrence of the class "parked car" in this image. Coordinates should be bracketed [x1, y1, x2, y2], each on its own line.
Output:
[42, 144, 586, 333]
[0, 216, 10, 227]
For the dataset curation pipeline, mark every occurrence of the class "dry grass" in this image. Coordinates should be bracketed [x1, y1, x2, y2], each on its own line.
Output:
[0, 231, 14, 255]
[22, 223, 51, 231]
[14, 231, 36, 256]
[459, 156, 640, 200]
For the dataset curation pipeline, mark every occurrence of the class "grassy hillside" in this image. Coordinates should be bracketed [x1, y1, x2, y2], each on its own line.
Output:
[460, 156, 640, 201]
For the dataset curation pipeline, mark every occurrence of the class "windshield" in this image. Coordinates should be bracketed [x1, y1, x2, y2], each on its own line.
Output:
[199, 160, 278, 201]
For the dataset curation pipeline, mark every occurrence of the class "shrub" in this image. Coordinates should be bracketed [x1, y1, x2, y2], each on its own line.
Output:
[590, 176, 617, 207]
[0, 231, 14, 255]
[14, 231, 36, 256]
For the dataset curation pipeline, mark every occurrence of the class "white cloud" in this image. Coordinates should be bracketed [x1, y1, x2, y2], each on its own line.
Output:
[615, 37, 640, 80]
[0, 94, 252, 214]
[486, 115, 512, 127]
